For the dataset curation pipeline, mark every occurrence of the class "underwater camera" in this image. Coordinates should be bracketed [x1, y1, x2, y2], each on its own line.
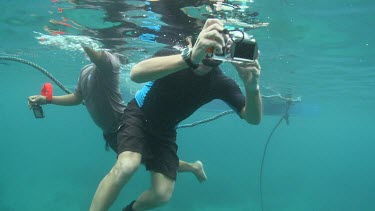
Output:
[32, 105, 45, 118]
[210, 29, 258, 63]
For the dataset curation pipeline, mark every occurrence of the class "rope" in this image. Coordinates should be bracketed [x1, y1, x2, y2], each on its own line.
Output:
[0, 56, 73, 94]
[177, 110, 235, 129]
[259, 99, 292, 211]
[177, 95, 299, 128]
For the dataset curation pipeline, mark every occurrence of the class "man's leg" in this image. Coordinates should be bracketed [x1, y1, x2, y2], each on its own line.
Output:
[90, 151, 142, 211]
[126, 172, 175, 211]
[178, 160, 207, 183]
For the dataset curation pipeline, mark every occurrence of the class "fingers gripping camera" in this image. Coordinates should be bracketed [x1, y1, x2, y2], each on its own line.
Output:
[209, 29, 259, 63]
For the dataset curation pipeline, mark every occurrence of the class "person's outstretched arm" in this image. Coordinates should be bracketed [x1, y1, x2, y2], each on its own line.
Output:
[83, 46, 105, 66]
[82, 46, 119, 75]
[28, 93, 83, 107]
[233, 60, 262, 125]
[130, 18, 226, 83]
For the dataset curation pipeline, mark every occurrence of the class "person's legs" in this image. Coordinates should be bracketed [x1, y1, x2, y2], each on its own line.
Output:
[125, 172, 175, 211]
[178, 160, 207, 182]
[90, 151, 142, 211]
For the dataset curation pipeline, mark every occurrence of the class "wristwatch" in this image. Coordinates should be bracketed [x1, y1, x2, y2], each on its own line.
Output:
[181, 47, 199, 70]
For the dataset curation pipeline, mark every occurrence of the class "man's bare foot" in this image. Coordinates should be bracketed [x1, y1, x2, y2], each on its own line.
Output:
[192, 160, 207, 183]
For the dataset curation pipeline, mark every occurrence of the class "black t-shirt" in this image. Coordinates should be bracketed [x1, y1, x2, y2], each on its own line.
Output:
[135, 49, 245, 128]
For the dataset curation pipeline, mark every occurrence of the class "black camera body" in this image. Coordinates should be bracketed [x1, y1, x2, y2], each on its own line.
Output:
[211, 30, 258, 63]
[32, 105, 45, 118]
[231, 38, 258, 62]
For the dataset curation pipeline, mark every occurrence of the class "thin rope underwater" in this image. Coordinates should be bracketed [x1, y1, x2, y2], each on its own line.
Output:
[176, 110, 235, 128]
[259, 99, 292, 211]
[0, 56, 73, 94]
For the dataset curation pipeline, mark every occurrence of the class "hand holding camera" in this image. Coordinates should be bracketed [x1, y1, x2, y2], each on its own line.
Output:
[234, 59, 261, 91]
[28, 95, 47, 118]
[28, 83, 53, 119]
[28, 95, 48, 106]
[189, 19, 259, 65]
[189, 19, 226, 65]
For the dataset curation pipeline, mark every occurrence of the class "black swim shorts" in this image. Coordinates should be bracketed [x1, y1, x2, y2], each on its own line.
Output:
[103, 131, 119, 153]
[116, 99, 179, 180]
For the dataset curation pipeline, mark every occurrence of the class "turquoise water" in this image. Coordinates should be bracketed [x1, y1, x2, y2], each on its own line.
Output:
[1, 0, 375, 210]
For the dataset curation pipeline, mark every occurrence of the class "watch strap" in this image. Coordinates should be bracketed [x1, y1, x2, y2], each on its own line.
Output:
[182, 48, 199, 70]
[185, 57, 199, 70]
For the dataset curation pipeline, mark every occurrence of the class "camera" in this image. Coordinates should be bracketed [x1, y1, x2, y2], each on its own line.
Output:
[32, 105, 45, 118]
[210, 30, 258, 63]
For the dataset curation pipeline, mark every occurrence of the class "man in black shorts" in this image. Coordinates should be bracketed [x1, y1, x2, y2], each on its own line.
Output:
[89, 19, 262, 211]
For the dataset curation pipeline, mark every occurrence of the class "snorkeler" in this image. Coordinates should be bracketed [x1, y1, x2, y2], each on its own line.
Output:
[88, 18, 262, 211]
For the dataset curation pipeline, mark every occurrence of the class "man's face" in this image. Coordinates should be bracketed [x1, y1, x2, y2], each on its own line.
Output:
[202, 58, 222, 67]
[193, 63, 213, 76]
[193, 58, 222, 75]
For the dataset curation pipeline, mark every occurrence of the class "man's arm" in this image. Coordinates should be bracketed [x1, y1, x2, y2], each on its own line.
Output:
[83, 46, 120, 75]
[240, 87, 262, 125]
[130, 19, 226, 83]
[83, 46, 105, 66]
[28, 93, 83, 107]
[130, 54, 190, 83]
[234, 60, 262, 125]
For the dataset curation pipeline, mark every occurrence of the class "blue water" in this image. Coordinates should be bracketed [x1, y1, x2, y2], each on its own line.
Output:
[1, 0, 375, 210]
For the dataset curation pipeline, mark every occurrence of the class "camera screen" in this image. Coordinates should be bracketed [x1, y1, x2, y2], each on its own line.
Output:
[233, 42, 257, 60]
